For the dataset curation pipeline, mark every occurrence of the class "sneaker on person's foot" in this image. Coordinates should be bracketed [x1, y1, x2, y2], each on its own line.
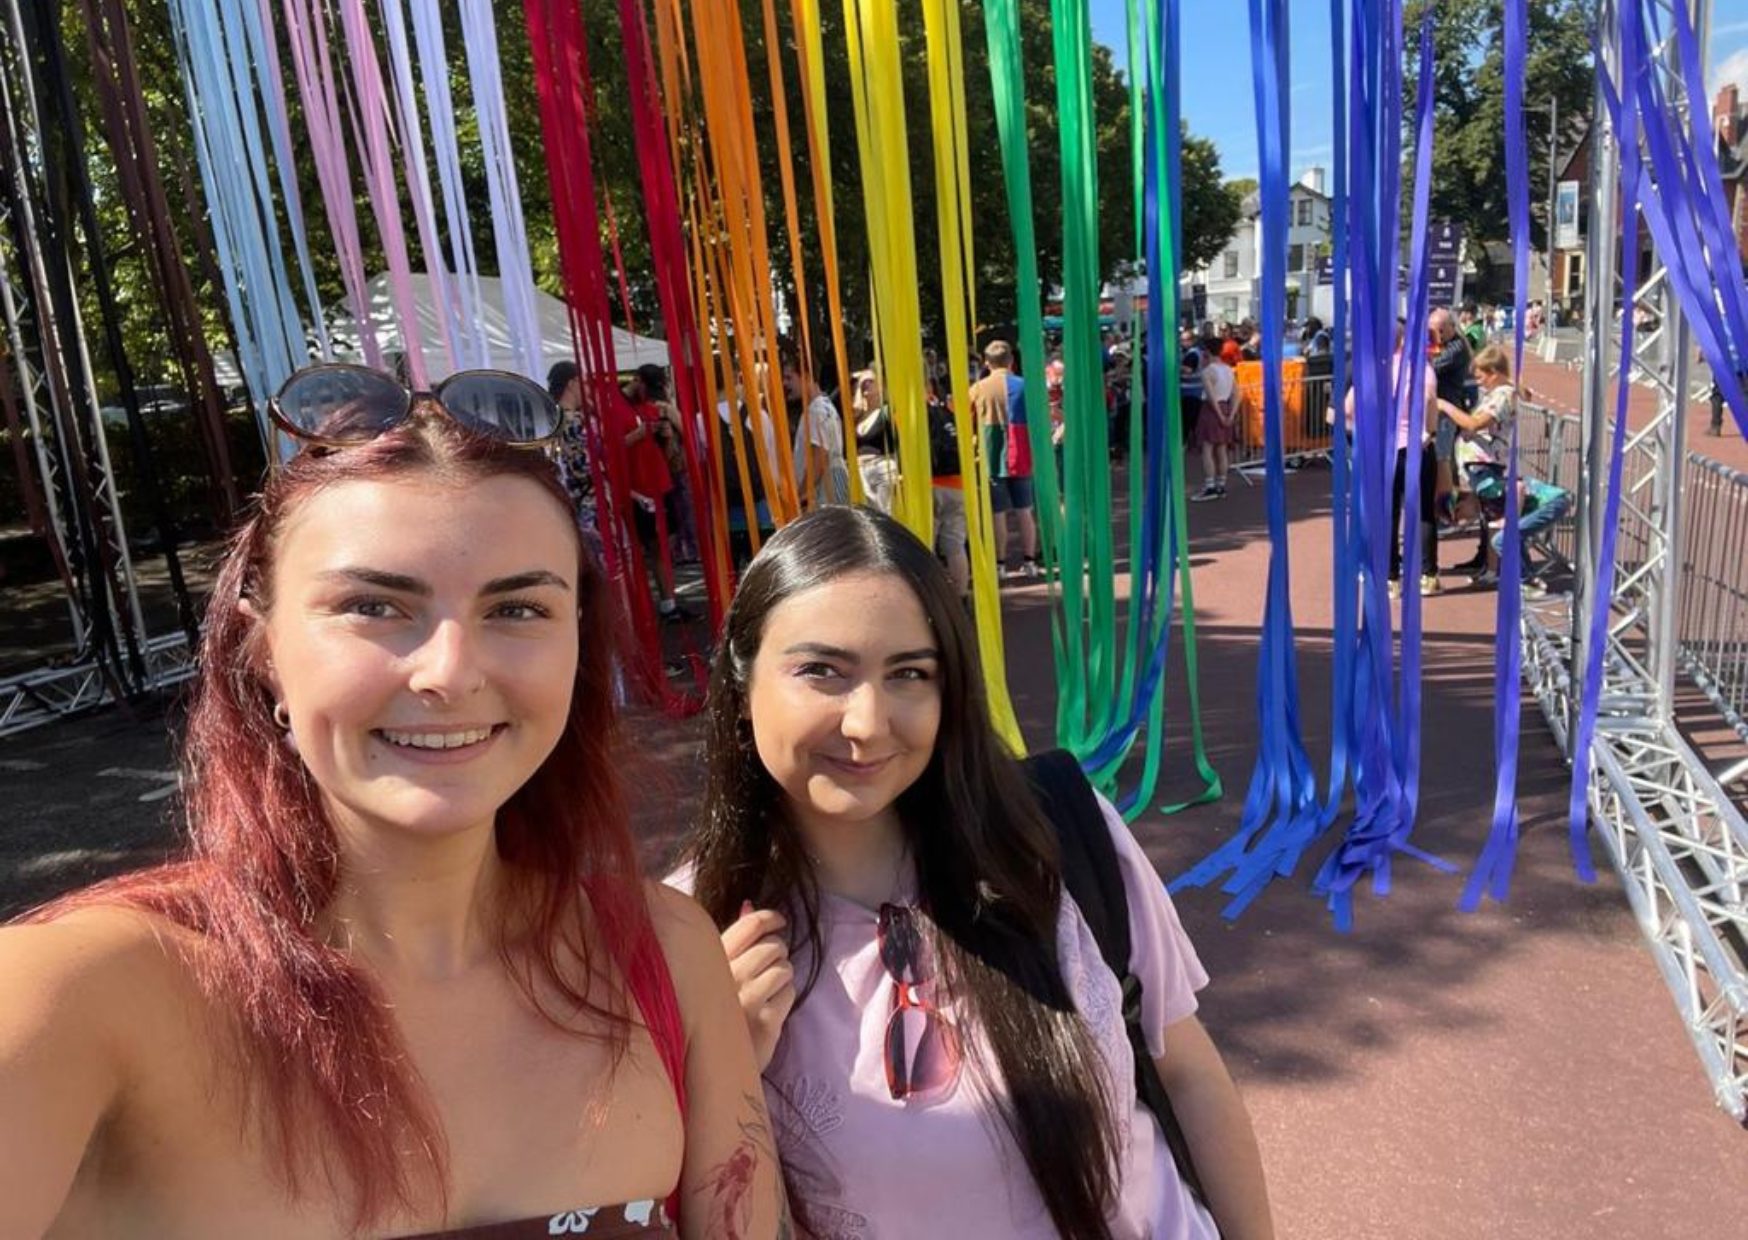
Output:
[1471, 569, 1499, 588]
[1521, 579, 1550, 599]
[1190, 482, 1223, 502]
[1021, 558, 1041, 579]
[1419, 574, 1442, 597]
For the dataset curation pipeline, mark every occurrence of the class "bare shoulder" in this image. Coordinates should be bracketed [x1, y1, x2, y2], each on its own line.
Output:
[643, 879, 722, 964]
[641, 881, 733, 1029]
[0, 907, 200, 1235]
[0, 905, 191, 1012]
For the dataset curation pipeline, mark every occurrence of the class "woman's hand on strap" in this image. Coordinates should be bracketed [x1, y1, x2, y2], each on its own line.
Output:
[721, 904, 796, 1072]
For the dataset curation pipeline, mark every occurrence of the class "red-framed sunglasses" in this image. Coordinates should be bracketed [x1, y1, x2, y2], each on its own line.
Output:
[877, 903, 962, 1100]
[268, 363, 562, 448]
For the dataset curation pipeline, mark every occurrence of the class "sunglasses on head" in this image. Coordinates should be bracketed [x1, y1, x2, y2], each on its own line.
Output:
[268, 363, 562, 448]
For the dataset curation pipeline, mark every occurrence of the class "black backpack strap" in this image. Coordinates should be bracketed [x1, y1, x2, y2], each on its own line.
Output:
[1024, 750, 1212, 1211]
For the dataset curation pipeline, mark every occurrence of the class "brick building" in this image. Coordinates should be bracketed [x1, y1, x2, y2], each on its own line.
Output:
[1712, 83, 1748, 263]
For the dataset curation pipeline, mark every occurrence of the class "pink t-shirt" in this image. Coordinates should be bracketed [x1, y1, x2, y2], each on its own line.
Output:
[675, 797, 1215, 1239]
[1394, 352, 1438, 453]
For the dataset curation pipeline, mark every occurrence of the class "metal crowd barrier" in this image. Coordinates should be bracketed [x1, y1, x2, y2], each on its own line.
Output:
[1224, 372, 1337, 470]
[1676, 455, 1748, 777]
[1517, 400, 1748, 769]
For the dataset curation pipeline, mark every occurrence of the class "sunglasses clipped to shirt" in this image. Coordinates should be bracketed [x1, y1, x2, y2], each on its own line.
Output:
[877, 902, 963, 1101]
[268, 363, 562, 448]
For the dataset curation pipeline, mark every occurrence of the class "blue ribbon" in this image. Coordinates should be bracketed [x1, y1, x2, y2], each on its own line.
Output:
[1172, 0, 1322, 911]
[1629, 3, 1748, 428]
[1305, 2, 1457, 932]
[1461, 0, 1530, 910]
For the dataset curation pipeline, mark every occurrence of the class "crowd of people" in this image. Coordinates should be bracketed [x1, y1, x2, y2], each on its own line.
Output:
[1180, 301, 1570, 598]
[0, 359, 1273, 1238]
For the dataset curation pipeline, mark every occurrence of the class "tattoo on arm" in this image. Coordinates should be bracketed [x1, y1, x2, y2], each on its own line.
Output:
[697, 1094, 780, 1240]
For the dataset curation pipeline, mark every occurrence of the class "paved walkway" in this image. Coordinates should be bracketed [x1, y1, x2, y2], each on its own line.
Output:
[1025, 468, 1748, 1239]
[1520, 351, 1747, 472]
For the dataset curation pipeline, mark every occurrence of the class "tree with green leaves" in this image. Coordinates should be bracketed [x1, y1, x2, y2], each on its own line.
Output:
[1181, 138, 1245, 274]
[1404, 0, 1593, 257]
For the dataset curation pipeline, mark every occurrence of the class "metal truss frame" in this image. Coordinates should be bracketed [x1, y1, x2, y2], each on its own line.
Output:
[0, 0, 194, 736]
[1521, 0, 1748, 1122]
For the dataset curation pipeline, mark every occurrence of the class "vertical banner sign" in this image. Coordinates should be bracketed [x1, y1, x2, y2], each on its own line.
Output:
[1426, 219, 1463, 310]
[1554, 180, 1581, 251]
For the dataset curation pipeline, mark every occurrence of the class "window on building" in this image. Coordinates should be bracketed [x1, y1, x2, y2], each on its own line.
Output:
[1223, 250, 1240, 278]
[1287, 243, 1306, 272]
[1296, 199, 1313, 226]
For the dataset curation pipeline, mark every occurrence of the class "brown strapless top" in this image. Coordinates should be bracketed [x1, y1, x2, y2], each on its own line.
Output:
[397, 1198, 675, 1238]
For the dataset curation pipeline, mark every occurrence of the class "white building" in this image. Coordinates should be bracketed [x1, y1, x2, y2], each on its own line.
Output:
[1188, 168, 1333, 327]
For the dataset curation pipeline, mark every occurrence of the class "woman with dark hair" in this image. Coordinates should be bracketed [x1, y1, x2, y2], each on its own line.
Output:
[0, 367, 783, 1238]
[678, 506, 1271, 1239]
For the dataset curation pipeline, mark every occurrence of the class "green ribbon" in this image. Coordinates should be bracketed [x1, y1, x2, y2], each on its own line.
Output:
[984, 0, 1219, 813]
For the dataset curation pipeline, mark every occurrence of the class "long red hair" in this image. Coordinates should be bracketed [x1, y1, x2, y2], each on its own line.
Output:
[21, 415, 672, 1228]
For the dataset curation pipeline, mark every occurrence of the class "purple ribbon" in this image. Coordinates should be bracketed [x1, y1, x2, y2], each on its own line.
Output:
[1461, 0, 1530, 909]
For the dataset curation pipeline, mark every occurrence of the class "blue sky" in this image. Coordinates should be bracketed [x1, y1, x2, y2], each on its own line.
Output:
[1086, 0, 1748, 184]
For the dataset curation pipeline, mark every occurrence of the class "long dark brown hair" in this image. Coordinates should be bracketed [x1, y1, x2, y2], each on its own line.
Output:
[685, 505, 1118, 1239]
[22, 414, 676, 1230]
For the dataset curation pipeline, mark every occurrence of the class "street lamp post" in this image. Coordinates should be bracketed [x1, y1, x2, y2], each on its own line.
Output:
[1529, 97, 1560, 357]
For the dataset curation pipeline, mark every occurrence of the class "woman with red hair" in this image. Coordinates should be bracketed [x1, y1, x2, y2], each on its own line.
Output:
[0, 367, 785, 1238]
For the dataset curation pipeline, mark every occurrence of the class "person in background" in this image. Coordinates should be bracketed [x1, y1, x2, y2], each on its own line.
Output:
[1191, 341, 1239, 502]
[1352, 322, 1441, 596]
[1469, 469, 1571, 596]
[1428, 307, 1474, 525]
[781, 347, 852, 510]
[625, 364, 696, 565]
[677, 506, 1273, 1240]
[926, 373, 970, 597]
[1439, 343, 1518, 585]
[969, 340, 1039, 579]
[851, 369, 899, 514]
[547, 360, 604, 566]
[1458, 302, 1488, 354]
[1179, 340, 1205, 448]
[609, 369, 691, 623]
[1046, 351, 1067, 489]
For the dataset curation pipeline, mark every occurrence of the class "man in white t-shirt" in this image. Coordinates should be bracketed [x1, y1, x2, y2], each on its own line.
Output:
[1191, 343, 1240, 501]
[780, 350, 851, 510]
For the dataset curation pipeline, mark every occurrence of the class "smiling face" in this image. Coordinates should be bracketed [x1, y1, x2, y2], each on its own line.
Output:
[253, 473, 580, 848]
[744, 570, 941, 840]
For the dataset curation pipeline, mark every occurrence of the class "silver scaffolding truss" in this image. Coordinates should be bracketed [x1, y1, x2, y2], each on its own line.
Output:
[1521, 0, 1748, 1121]
[0, 0, 193, 738]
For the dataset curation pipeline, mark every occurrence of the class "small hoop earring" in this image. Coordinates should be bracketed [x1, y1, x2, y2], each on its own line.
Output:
[272, 702, 291, 730]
